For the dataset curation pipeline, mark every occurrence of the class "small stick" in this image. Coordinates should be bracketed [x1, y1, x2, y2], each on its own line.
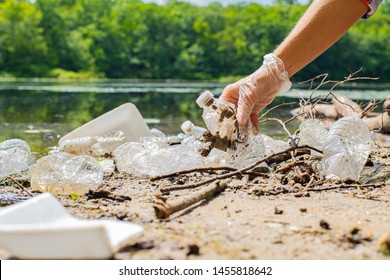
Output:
[260, 117, 297, 146]
[263, 220, 290, 226]
[305, 177, 315, 189]
[160, 145, 321, 193]
[8, 176, 33, 196]
[151, 167, 271, 182]
[150, 166, 237, 181]
[153, 180, 229, 219]
[308, 182, 384, 192]
[259, 102, 298, 120]
[275, 161, 307, 174]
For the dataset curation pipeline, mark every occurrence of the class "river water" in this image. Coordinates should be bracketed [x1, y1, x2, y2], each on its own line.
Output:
[0, 81, 389, 158]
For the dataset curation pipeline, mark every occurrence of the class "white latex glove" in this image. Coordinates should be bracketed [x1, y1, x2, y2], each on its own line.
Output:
[220, 53, 292, 135]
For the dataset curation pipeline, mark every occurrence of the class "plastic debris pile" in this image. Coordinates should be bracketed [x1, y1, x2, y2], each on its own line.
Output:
[0, 97, 375, 195]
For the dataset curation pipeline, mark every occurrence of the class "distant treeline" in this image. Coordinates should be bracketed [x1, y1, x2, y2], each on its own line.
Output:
[0, 0, 389, 82]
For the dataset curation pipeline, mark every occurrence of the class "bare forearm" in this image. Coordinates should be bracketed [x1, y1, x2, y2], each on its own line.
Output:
[274, 0, 369, 77]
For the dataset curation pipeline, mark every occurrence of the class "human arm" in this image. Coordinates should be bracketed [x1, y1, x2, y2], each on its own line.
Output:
[220, 0, 370, 134]
[274, 0, 370, 77]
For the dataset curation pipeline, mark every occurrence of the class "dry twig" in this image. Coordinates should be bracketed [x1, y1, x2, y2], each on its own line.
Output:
[258, 102, 298, 120]
[153, 180, 229, 219]
[7, 176, 33, 196]
[296, 69, 379, 121]
[307, 182, 384, 192]
[151, 166, 272, 182]
[150, 167, 237, 181]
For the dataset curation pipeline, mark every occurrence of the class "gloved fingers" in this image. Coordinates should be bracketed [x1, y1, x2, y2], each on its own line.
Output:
[220, 75, 249, 106]
[237, 81, 256, 133]
[255, 92, 277, 112]
[220, 83, 239, 106]
[249, 113, 260, 135]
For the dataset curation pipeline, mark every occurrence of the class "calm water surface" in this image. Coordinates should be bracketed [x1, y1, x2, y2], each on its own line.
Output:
[0, 81, 388, 158]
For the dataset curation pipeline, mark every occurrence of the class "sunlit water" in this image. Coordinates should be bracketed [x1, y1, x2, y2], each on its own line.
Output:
[0, 81, 388, 158]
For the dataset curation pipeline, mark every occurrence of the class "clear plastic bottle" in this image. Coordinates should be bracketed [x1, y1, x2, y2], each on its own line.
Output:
[29, 152, 104, 195]
[91, 131, 126, 156]
[196, 90, 239, 150]
[226, 134, 266, 168]
[0, 138, 34, 164]
[319, 116, 372, 180]
[0, 148, 29, 179]
[299, 119, 328, 156]
[113, 136, 204, 177]
[58, 136, 95, 155]
[58, 131, 125, 156]
[0, 139, 34, 179]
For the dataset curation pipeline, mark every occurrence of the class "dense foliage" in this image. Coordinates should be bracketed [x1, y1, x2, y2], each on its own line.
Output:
[0, 0, 389, 82]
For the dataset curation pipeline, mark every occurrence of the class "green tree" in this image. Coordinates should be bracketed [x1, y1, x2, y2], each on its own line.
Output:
[0, 0, 48, 76]
[0, 0, 389, 81]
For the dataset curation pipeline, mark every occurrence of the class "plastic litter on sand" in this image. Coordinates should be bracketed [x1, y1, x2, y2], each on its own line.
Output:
[319, 116, 372, 180]
[299, 119, 328, 156]
[1, 102, 376, 196]
[29, 152, 104, 195]
[0, 139, 34, 179]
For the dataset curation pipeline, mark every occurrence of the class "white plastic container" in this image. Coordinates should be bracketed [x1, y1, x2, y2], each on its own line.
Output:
[59, 103, 152, 147]
[0, 193, 143, 259]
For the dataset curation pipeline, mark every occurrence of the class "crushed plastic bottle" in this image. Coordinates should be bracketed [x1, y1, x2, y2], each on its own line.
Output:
[299, 119, 328, 156]
[139, 135, 170, 149]
[319, 116, 372, 180]
[196, 90, 239, 150]
[113, 127, 280, 176]
[226, 134, 266, 169]
[0, 139, 34, 164]
[99, 159, 115, 175]
[0, 139, 34, 179]
[204, 148, 228, 167]
[260, 134, 290, 155]
[0, 149, 29, 179]
[150, 128, 166, 138]
[29, 152, 104, 195]
[58, 131, 125, 156]
[114, 136, 204, 177]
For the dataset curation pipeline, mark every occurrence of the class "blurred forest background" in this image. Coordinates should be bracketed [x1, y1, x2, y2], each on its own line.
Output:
[0, 0, 389, 82]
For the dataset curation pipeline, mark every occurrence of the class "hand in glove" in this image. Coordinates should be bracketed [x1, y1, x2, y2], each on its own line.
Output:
[220, 53, 292, 135]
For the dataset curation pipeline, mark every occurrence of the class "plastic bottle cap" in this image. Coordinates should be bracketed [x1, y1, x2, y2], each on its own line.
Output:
[196, 90, 214, 107]
[181, 120, 194, 134]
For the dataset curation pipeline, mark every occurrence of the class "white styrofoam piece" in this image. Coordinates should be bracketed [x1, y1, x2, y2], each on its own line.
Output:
[0, 193, 143, 259]
[59, 103, 152, 146]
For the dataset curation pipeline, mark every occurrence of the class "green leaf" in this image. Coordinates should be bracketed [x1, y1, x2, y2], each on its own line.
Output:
[70, 193, 79, 200]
